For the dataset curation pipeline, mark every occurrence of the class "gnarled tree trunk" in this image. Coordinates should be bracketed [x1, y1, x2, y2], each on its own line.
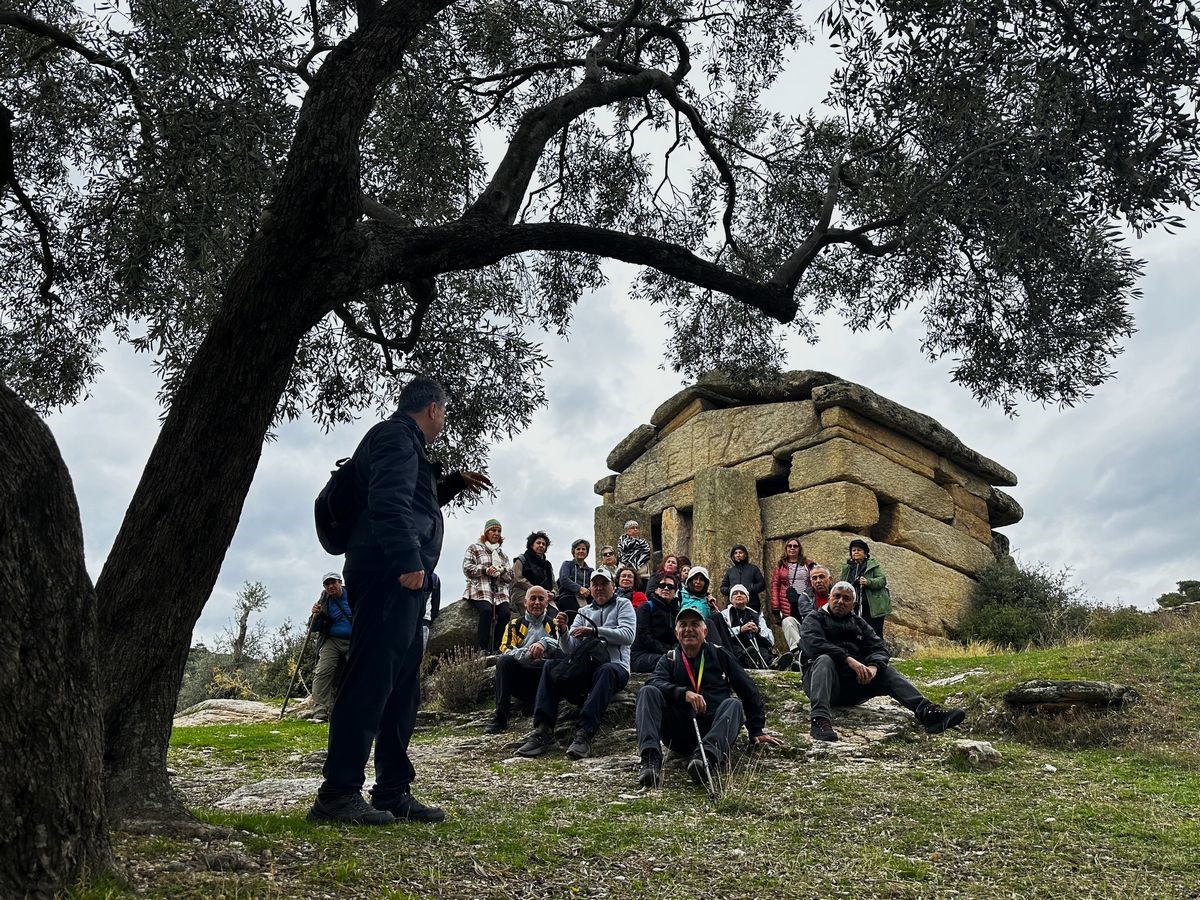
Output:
[0, 383, 109, 896]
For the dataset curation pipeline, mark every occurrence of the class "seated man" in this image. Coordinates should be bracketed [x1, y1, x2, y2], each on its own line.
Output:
[516, 570, 635, 760]
[630, 574, 681, 673]
[780, 565, 832, 654]
[721, 584, 784, 670]
[485, 586, 559, 734]
[636, 607, 782, 790]
[800, 581, 966, 742]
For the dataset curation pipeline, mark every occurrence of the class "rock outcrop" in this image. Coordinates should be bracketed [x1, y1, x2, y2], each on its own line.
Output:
[595, 372, 1021, 637]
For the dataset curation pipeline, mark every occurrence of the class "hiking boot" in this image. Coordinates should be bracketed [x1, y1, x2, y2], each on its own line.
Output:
[307, 793, 395, 826]
[918, 702, 966, 735]
[638, 748, 663, 789]
[484, 714, 508, 734]
[566, 728, 593, 760]
[516, 724, 559, 757]
[686, 749, 718, 788]
[773, 651, 795, 671]
[375, 791, 446, 824]
[809, 717, 839, 742]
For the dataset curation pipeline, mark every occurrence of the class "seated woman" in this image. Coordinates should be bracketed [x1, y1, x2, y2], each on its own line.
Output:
[614, 565, 648, 608]
[511, 530, 554, 613]
[462, 518, 514, 652]
[721, 584, 780, 670]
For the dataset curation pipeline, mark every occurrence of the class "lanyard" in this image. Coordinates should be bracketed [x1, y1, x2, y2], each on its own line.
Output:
[681, 650, 705, 693]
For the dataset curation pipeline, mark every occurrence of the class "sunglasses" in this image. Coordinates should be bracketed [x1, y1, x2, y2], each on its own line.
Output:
[657, 583, 678, 592]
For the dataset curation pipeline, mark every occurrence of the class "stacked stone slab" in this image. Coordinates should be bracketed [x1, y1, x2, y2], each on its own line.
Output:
[594, 371, 1022, 638]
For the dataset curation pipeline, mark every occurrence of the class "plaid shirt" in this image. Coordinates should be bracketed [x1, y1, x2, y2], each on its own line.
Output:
[462, 542, 513, 605]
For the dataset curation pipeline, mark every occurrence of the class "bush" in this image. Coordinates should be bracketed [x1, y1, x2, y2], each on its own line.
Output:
[1089, 606, 1160, 641]
[426, 646, 489, 711]
[955, 558, 1092, 649]
[1156, 580, 1200, 609]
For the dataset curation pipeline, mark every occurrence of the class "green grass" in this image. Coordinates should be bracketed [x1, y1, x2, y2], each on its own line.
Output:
[79, 620, 1200, 898]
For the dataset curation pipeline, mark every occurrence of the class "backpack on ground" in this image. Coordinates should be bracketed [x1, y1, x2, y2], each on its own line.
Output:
[314, 456, 359, 555]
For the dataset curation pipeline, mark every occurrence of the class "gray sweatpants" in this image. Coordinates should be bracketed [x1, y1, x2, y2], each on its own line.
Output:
[311, 636, 350, 717]
[802, 653, 925, 722]
[635, 683, 745, 764]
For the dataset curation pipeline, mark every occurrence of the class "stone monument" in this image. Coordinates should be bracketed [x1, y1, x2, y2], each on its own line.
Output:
[594, 371, 1022, 639]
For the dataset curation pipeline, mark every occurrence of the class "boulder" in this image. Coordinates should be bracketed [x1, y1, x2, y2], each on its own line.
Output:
[605, 424, 656, 472]
[988, 487, 1024, 527]
[173, 699, 280, 727]
[790, 530, 978, 635]
[593, 474, 617, 496]
[1004, 680, 1140, 711]
[691, 467, 763, 584]
[214, 777, 324, 813]
[991, 530, 1011, 559]
[661, 506, 692, 556]
[788, 438, 955, 521]
[948, 740, 1003, 770]
[811, 381, 1017, 486]
[615, 401, 819, 504]
[426, 598, 480, 658]
[761, 482, 879, 539]
[876, 504, 995, 576]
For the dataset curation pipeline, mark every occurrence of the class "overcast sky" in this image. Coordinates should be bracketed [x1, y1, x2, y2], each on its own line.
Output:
[41, 31, 1200, 645]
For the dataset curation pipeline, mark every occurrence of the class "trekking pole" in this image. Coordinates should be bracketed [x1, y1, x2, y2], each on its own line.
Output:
[690, 710, 718, 797]
[732, 625, 770, 670]
[280, 610, 318, 719]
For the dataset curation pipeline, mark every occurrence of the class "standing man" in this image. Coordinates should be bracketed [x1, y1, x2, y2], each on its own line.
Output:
[309, 377, 490, 826]
[309, 572, 352, 723]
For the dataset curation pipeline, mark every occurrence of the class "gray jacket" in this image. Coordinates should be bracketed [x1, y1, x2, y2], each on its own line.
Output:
[563, 596, 637, 672]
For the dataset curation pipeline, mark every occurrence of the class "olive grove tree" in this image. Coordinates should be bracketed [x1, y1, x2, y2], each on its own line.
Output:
[2, 0, 1199, 891]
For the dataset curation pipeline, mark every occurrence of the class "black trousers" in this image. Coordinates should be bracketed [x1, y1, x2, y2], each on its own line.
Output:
[493, 653, 544, 715]
[635, 684, 745, 764]
[320, 569, 426, 805]
[802, 654, 924, 723]
[472, 599, 510, 652]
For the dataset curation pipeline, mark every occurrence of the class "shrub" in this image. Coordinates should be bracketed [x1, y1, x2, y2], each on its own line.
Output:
[955, 558, 1092, 649]
[1089, 606, 1160, 641]
[1156, 580, 1200, 609]
[425, 646, 489, 711]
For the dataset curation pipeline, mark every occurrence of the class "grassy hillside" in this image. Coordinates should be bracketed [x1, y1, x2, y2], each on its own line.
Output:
[77, 618, 1200, 899]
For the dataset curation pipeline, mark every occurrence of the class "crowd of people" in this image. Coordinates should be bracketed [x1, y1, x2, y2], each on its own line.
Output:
[305, 377, 964, 827]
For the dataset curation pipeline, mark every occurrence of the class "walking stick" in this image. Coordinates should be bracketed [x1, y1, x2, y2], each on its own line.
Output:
[730, 617, 770, 670]
[280, 610, 319, 719]
[690, 710, 718, 797]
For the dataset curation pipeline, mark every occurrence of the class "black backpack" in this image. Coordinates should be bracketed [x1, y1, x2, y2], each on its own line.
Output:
[314, 456, 359, 555]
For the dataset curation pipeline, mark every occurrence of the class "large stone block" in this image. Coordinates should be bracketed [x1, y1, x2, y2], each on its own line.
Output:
[649, 370, 840, 427]
[796, 531, 977, 636]
[988, 488, 1024, 527]
[819, 406, 940, 473]
[691, 467, 763, 587]
[639, 455, 785, 516]
[811, 381, 1017, 486]
[606, 424, 656, 472]
[934, 457, 994, 499]
[594, 502, 646, 559]
[616, 402, 818, 504]
[952, 507, 993, 545]
[593, 474, 617, 496]
[948, 484, 989, 519]
[788, 438, 954, 521]
[775, 425, 936, 480]
[991, 530, 1011, 559]
[761, 482, 879, 539]
[877, 504, 995, 576]
[661, 506, 692, 557]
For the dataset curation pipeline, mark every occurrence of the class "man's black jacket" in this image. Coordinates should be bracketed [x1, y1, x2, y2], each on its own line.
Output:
[647, 643, 767, 737]
[799, 607, 890, 675]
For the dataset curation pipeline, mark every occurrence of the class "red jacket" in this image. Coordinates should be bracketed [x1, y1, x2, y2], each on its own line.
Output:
[771, 560, 814, 619]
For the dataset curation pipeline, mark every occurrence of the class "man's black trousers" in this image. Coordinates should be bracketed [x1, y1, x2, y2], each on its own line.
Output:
[635, 683, 745, 764]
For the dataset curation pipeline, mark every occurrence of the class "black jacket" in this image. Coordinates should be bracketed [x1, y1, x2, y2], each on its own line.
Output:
[516, 545, 555, 592]
[631, 595, 680, 666]
[799, 607, 890, 675]
[720, 545, 767, 611]
[345, 412, 465, 578]
[648, 643, 767, 737]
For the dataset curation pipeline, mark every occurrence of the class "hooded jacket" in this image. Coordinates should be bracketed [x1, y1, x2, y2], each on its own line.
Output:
[680, 566, 712, 615]
[720, 545, 766, 611]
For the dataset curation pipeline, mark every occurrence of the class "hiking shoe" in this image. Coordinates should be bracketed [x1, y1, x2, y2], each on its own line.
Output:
[918, 703, 966, 735]
[809, 717, 839, 742]
[566, 728, 593, 760]
[307, 793, 395, 826]
[773, 651, 795, 671]
[376, 792, 446, 824]
[686, 749, 718, 788]
[638, 749, 663, 789]
[484, 714, 508, 735]
[516, 725, 559, 757]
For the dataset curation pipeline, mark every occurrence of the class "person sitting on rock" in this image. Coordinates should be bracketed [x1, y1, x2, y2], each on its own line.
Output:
[780, 565, 832, 656]
[630, 574, 681, 673]
[720, 544, 767, 612]
[511, 530, 554, 614]
[516, 569, 636, 761]
[841, 538, 891, 639]
[485, 587, 559, 734]
[800, 581, 965, 742]
[680, 566, 718, 616]
[614, 565, 648, 608]
[771, 539, 815, 625]
[555, 538, 593, 620]
[636, 606, 783, 789]
[721, 584, 787, 670]
[616, 519, 651, 577]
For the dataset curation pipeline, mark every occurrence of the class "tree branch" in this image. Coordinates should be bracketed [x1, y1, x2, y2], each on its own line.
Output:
[1, 102, 56, 299]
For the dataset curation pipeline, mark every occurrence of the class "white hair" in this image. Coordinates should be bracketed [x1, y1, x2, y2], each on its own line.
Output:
[830, 581, 857, 597]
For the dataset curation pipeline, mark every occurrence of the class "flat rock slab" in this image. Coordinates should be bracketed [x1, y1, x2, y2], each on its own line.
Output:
[214, 778, 323, 812]
[1004, 679, 1139, 710]
[173, 699, 282, 727]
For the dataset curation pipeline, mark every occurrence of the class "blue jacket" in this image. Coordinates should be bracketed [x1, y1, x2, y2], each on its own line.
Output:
[313, 588, 353, 639]
[345, 412, 465, 578]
